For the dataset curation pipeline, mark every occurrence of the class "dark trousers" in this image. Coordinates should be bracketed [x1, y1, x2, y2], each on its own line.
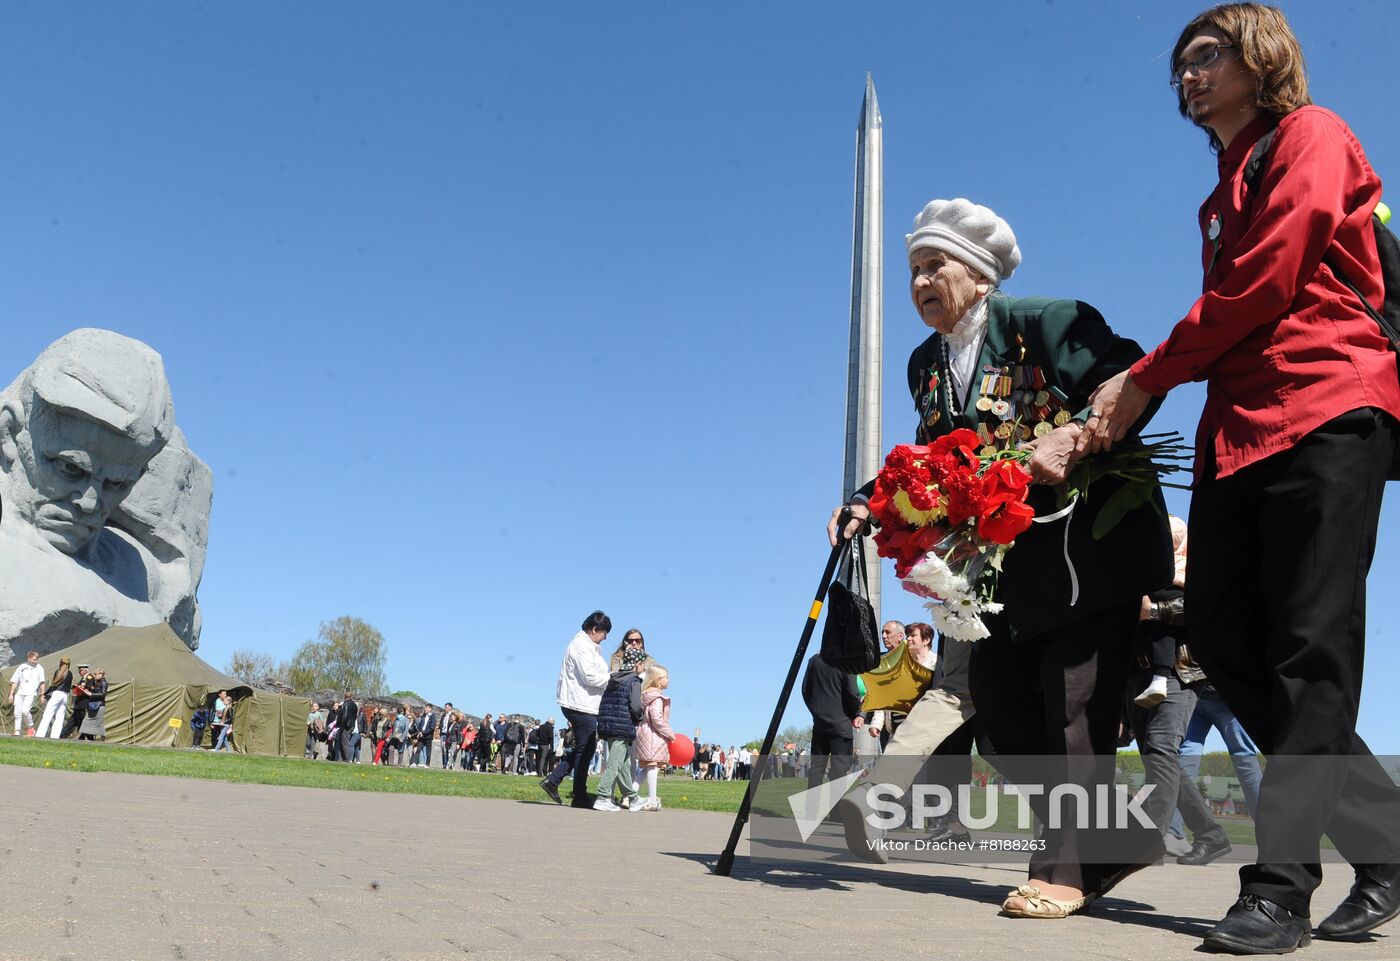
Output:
[808, 729, 853, 791]
[61, 701, 87, 739]
[924, 716, 978, 822]
[1189, 407, 1400, 915]
[557, 708, 598, 802]
[1127, 673, 1227, 846]
[971, 602, 1157, 893]
[338, 729, 354, 762]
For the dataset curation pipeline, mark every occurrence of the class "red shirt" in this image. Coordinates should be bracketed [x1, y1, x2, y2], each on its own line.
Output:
[1130, 107, 1400, 481]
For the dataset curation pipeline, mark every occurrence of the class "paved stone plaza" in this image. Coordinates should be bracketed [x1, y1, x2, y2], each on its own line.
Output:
[0, 765, 1392, 961]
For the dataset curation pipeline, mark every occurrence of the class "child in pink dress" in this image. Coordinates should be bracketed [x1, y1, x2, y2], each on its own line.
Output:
[632, 665, 673, 812]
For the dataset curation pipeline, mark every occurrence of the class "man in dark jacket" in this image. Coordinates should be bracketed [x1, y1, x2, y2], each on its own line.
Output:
[536, 718, 556, 772]
[337, 691, 358, 763]
[439, 702, 455, 769]
[801, 651, 863, 792]
[502, 717, 525, 774]
[476, 713, 495, 772]
[416, 707, 437, 767]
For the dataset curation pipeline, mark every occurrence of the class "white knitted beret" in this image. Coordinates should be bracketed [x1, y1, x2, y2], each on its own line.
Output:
[905, 198, 1021, 284]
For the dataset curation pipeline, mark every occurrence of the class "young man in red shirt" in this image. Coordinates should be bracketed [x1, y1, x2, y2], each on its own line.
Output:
[1084, 3, 1400, 953]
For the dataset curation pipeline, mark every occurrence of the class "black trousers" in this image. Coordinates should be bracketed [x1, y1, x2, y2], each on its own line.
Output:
[929, 716, 977, 819]
[970, 602, 1158, 892]
[808, 730, 853, 791]
[1190, 407, 1400, 915]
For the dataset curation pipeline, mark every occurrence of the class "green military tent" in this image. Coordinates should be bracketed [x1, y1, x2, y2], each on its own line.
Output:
[1, 624, 309, 756]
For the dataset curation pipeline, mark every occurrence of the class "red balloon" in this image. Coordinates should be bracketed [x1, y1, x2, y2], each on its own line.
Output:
[668, 733, 695, 767]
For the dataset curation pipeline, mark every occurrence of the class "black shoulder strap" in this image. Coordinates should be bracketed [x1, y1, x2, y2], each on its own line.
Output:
[1243, 127, 1278, 199]
[1243, 124, 1397, 348]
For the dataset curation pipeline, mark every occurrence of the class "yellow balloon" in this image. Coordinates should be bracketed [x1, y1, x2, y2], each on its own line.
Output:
[1378, 201, 1393, 226]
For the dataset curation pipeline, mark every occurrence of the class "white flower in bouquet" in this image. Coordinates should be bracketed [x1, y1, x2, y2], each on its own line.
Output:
[903, 550, 964, 600]
[926, 594, 1004, 643]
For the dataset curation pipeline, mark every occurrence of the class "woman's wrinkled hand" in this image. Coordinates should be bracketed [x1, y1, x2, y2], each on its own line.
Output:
[827, 502, 872, 547]
[1076, 370, 1152, 455]
[1025, 423, 1084, 485]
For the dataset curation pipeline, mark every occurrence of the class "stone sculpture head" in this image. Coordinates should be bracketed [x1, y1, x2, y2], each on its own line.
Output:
[0, 329, 174, 558]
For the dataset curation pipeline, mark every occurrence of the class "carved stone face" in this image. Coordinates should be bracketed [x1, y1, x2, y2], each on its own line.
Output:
[1, 398, 156, 557]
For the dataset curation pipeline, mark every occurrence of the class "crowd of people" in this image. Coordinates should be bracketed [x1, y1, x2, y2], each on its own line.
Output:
[300, 692, 564, 773]
[6, 653, 110, 741]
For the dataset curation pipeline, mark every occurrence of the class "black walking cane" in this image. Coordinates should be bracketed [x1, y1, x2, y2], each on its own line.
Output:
[714, 510, 856, 877]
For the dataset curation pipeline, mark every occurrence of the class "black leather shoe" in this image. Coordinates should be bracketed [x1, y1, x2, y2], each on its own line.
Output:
[1178, 836, 1233, 866]
[1317, 863, 1400, 940]
[539, 780, 562, 805]
[1202, 896, 1311, 954]
[924, 814, 972, 846]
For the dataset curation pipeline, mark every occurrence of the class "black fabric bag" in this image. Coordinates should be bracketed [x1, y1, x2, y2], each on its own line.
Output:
[819, 535, 881, 673]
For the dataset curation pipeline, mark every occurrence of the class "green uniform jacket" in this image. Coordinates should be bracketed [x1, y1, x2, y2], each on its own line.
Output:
[898, 293, 1173, 642]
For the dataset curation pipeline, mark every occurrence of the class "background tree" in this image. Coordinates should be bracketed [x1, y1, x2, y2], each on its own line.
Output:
[286, 616, 388, 695]
[776, 724, 812, 753]
[224, 648, 281, 686]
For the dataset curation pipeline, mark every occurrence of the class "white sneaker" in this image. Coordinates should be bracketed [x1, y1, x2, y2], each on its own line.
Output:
[593, 798, 622, 812]
[640, 797, 662, 812]
[1134, 675, 1169, 708]
[621, 794, 640, 810]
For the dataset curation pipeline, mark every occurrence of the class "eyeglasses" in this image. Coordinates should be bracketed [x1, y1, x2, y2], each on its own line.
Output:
[1171, 43, 1234, 90]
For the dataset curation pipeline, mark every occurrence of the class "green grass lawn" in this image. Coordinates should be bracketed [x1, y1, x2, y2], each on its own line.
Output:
[0, 736, 749, 812]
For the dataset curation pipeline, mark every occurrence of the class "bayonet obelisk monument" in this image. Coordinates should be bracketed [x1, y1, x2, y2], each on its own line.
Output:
[842, 73, 883, 618]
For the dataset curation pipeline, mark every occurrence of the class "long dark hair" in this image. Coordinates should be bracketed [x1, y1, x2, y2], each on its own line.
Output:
[609, 627, 646, 666]
[1172, 3, 1312, 151]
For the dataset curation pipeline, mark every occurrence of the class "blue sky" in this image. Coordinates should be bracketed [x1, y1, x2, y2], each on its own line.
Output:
[4, 2, 1399, 750]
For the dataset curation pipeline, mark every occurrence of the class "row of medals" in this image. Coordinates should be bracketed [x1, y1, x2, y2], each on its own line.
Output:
[972, 364, 1072, 457]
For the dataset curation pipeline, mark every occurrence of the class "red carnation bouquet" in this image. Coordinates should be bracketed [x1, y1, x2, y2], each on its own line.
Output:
[868, 428, 1188, 641]
[868, 429, 1034, 640]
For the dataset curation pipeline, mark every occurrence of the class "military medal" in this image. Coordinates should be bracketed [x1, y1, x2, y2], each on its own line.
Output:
[975, 396, 994, 412]
[991, 399, 1011, 418]
[1034, 421, 1054, 438]
[994, 422, 1013, 440]
[1053, 410, 1072, 427]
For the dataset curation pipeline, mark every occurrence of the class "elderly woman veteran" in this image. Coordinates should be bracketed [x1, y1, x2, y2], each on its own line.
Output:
[830, 198, 1173, 918]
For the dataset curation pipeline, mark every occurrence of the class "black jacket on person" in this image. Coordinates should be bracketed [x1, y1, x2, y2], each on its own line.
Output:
[801, 652, 862, 737]
[337, 698, 358, 730]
